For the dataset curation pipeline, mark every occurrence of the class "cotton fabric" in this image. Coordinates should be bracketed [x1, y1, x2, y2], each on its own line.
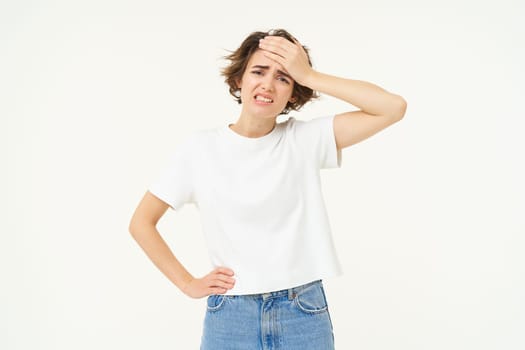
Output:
[149, 115, 343, 294]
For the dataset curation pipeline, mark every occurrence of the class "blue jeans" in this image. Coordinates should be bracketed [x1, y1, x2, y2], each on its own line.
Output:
[200, 280, 335, 350]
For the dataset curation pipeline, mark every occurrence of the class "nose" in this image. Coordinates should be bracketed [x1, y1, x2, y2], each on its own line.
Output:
[261, 74, 274, 92]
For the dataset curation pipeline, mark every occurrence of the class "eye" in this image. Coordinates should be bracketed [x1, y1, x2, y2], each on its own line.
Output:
[251, 70, 263, 75]
[277, 76, 290, 84]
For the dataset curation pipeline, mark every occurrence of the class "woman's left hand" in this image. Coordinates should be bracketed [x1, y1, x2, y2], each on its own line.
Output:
[258, 36, 314, 87]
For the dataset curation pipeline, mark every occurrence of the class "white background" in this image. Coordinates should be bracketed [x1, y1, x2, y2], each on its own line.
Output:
[2, 0, 524, 349]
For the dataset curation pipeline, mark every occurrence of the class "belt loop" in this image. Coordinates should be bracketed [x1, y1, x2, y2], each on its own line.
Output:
[288, 287, 294, 300]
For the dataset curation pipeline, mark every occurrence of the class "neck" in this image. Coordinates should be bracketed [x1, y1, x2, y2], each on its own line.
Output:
[229, 113, 277, 138]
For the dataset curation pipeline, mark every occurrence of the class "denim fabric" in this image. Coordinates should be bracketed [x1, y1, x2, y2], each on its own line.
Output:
[200, 280, 334, 350]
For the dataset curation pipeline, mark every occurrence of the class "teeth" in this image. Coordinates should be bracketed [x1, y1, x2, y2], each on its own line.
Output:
[255, 95, 273, 103]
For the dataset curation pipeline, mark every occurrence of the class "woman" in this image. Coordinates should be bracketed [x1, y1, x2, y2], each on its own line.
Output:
[129, 29, 406, 349]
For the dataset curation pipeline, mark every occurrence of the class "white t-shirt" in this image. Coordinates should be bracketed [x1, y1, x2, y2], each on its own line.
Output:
[149, 114, 343, 295]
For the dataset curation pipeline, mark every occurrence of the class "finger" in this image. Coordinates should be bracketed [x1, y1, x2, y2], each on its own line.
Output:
[263, 36, 300, 54]
[259, 37, 288, 50]
[265, 36, 304, 55]
[214, 274, 236, 284]
[210, 275, 235, 286]
[210, 279, 235, 290]
[259, 39, 287, 58]
[214, 267, 234, 276]
[263, 35, 295, 47]
[261, 50, 285, 66]
[208, 270, 235, 286]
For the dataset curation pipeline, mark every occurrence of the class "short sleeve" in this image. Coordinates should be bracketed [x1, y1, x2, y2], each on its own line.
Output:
[294, 115, 342, 169]
[148, 136, 196, 210]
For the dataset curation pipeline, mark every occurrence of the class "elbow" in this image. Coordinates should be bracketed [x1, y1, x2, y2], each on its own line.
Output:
[129, 214, 159, 241]
[128, 217, 152, 239]
[128, 211, 139, 236]
[128, 191, 167, 239]
[391, 95, 407, 122]
[128, 219, 140, 239]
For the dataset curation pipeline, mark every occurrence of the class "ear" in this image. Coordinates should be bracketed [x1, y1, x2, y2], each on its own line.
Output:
[289, 96, 296, 103]
[235, 77, 242, 90]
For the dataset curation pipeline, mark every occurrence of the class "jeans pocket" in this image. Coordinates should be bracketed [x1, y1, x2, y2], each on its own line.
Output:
[293, 282, 328, 314]
[206, 294, 227, 312]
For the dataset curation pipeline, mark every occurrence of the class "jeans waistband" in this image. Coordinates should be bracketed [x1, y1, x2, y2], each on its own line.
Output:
[257, 279, 322, 301]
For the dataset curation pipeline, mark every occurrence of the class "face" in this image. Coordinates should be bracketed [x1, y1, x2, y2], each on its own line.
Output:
[236, 49, 296, 119]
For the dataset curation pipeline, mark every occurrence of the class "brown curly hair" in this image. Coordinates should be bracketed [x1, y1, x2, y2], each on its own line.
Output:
[221, 29, 319, 115]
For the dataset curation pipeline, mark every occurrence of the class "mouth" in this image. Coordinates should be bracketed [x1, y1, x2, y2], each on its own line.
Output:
[254, 94, 274, 103]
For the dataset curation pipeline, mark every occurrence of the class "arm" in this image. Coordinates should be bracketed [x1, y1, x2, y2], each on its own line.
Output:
[259, 36, 407, 150]
[306, 72, 407, 149]
[128, 191, 235, 298]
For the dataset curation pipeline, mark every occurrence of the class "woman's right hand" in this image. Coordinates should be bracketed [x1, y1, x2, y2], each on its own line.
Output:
[181, 267, 236, 299]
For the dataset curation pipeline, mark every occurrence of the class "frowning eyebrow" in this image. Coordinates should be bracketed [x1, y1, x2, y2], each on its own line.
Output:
[251, 65, 292, 80]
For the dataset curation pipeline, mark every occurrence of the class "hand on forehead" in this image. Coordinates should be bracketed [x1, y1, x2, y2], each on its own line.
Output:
[250, 50, 289, 74]
[259, 35, 299, 54]
[257, 34, 311, 86]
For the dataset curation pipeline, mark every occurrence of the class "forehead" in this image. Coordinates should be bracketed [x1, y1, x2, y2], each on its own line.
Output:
[246, 49, 286, 72]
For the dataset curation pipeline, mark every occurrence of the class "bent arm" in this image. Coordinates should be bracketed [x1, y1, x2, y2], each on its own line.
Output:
[128, 191, 194, 292]
[128, 191, 235, 298]
[258, 35, 407, 150]
[302, 71, 407, 150]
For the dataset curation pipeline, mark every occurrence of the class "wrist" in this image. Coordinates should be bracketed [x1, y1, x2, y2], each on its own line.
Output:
[298, 69, 319, 89]
[179, 274, 194, 294]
